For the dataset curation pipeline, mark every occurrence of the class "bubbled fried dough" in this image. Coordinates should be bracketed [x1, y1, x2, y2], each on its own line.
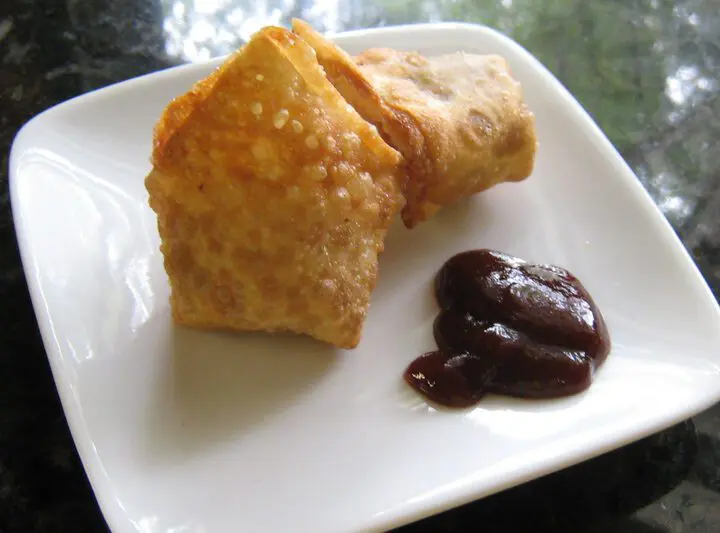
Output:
[146, 26, 405, 349]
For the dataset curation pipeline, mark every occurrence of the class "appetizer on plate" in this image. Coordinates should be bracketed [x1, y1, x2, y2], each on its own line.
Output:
[146, 26, 404, 349]
[145, 20, 537, 348]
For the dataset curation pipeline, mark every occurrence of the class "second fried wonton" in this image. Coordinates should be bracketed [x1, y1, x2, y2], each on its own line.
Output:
[292, 19, 537, 228]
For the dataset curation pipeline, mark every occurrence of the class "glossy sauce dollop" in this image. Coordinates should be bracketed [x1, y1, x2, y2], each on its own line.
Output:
[404, 250, 611, 407]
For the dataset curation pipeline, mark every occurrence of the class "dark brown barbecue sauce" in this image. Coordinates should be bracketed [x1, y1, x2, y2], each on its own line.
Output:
[404, 250, 611, 407]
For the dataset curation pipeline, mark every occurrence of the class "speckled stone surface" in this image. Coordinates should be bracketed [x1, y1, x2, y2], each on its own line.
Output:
[1, 0, 719, 532]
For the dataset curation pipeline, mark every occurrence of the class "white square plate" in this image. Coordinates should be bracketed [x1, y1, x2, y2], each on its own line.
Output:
[10, 23, 720, 533]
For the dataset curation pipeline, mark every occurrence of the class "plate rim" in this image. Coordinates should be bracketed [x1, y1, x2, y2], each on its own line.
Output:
[9, 21, 720, 533]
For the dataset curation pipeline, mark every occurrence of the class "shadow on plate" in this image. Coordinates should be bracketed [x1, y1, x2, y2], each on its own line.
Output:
[142, 325, 338, 463]
[393, 420, 698, 533]
[378, 195, 492, 287]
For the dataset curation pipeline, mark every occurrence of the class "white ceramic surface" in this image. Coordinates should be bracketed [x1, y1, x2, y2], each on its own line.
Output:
[10, 23, 720, 533]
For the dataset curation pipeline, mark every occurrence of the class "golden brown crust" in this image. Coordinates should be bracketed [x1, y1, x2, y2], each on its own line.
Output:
[291, 19, 537, 228]
[291, 20, 426, 218]
[355, 48, 537, 227]
[146, 26, 404, 348]
[152, 69, 222, 157]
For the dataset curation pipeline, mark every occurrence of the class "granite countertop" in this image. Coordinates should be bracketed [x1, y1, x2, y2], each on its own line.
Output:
[1, 0, 719, 532]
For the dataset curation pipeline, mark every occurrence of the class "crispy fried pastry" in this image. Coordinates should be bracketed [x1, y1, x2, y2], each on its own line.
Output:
[146, 26, 405, 348]
[292, 19, 537, 228]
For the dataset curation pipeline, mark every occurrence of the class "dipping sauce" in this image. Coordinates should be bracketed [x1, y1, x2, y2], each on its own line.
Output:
[405, 250, 611, 407]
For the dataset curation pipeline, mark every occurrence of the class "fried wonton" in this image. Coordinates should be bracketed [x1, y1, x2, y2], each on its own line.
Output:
[292, 19, 537, 228]
[146, 26, 405, 348]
